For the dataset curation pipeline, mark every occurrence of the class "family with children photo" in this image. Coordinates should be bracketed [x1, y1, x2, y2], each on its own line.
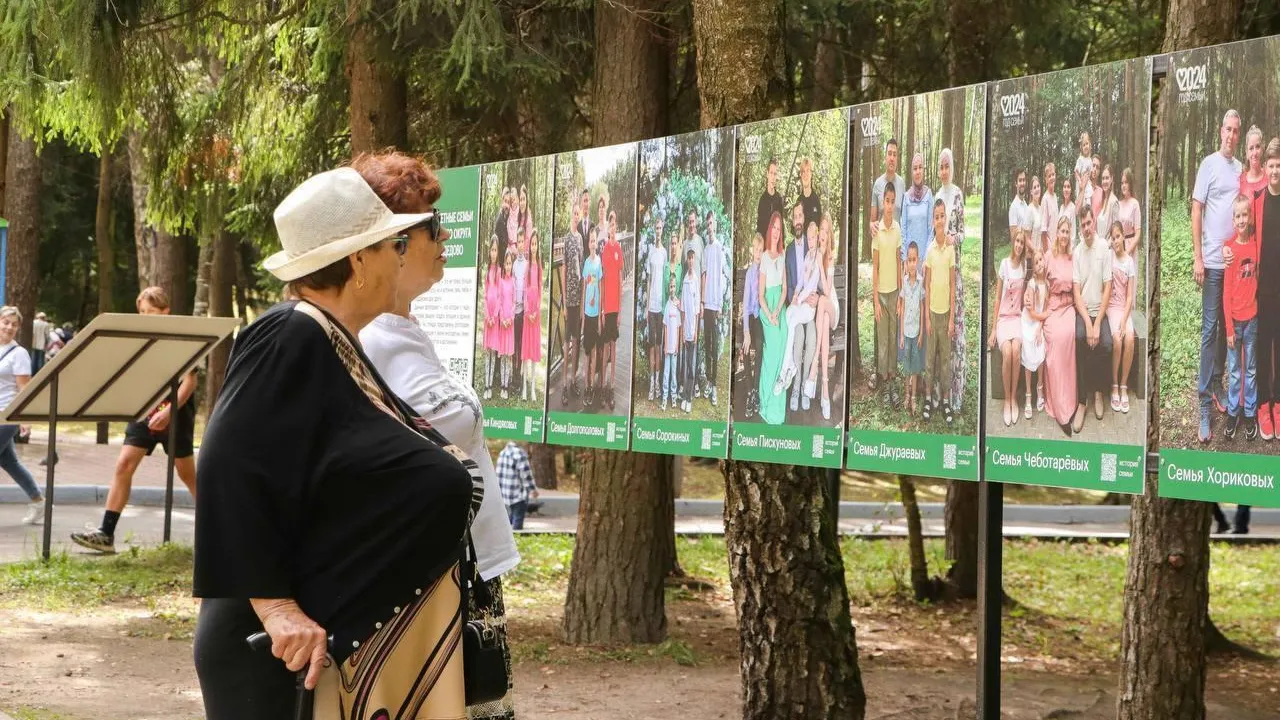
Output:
[547, 145, 638, 424]
[474, 158, 554, 417]
[730, 110, 849, 433]
[847, 87, 985, 442]
[985, 60, 1151, 449]
[632, 130, 734, 428]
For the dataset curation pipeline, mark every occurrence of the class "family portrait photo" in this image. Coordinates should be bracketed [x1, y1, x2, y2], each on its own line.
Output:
[985, 58, 1151, 449]
[631, 129, 734, 435]
[847, 86, 985, 441]
[1160, 37, 1280, 463]
[473, 156, 554, 431]
[547, 144, 638, 424]
[730, 109, 849, 432]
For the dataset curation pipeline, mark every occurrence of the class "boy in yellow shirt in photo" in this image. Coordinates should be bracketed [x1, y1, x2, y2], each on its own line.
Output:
[924, 198, 956, 425]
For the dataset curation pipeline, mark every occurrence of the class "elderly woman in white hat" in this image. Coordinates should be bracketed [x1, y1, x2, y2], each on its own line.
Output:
[192, 167, 484, 720]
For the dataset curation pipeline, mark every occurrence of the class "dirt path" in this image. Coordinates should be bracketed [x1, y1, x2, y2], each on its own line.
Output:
[1, 605, 1277, 720]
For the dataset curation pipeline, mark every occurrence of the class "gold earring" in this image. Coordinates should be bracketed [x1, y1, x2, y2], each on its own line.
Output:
[356, 277, 366, 290]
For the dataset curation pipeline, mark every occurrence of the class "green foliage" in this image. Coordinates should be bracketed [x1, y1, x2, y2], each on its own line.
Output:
[0, 544, 192, 609]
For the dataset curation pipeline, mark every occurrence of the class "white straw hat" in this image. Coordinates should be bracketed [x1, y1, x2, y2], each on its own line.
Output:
[264, 167, 434, 281]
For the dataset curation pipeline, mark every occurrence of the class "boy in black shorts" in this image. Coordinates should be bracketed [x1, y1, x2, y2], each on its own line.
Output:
[71, 287, 198, 554]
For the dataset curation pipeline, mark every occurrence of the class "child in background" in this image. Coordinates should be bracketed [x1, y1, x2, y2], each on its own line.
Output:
[739, 233, 764, 415]
[1021, 246, 1049, 418]
[521, 231, 544, 402]
[924, 199, 956, 425]
[680, 249, 701, 413]
[898, 242, 925, 415]
[482, 236, 502, 400]
[662, 277, 682, 411]
[581, 232, 604, 408]
[1075, 131, 1095, 211]
[498, 248, 517, 400]
[1224, 194, 1260, 440]
[1106, 221, 1137, 414]
[871, 184, 904, 405]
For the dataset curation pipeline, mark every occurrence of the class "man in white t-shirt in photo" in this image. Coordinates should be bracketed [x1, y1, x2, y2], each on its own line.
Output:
[645, 215, 668, 401]
[1008, 168, 1029, 244]
[1191, 109, 1242, 442]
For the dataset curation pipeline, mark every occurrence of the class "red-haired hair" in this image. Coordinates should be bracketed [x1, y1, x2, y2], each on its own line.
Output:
[350, 151, 442, 213]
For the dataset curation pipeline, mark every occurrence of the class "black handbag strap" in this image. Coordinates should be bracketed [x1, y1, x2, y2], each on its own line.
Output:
[458, 529, 493, 617]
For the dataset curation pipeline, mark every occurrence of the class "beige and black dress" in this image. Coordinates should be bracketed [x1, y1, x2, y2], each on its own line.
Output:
[194, 301, 484, 720]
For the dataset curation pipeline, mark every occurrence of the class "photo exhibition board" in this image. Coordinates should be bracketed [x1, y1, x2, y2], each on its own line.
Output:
[473, 156, 556, 442]
[983, 58, 1152, 494]
[845, 85, 986, 481]
[544, 143, 640, 450]
[413, 165, 480, 384]
[1157, 36, 1280, 508]
[630, 128, 736, 458]
[729, 108, 849, 468]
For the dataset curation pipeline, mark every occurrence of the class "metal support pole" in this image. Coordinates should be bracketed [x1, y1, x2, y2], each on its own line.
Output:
[976, 479, 1003, 718]
[42, 376, 58, 561]
[163, 379, 179, 543]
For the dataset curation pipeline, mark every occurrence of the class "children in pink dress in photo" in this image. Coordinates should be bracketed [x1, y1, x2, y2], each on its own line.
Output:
[520, 232, 544, 401]
[483, 237, 503, 400]
[498, 249, 517, 399]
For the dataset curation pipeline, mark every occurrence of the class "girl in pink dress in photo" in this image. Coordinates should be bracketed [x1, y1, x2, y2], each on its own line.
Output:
[482, 237, 502, 399]
[1044, 215, 1080, 436]
[498, 249, 517, 399]
[1106, 221, 1137, 414]
[990, 227, 1028, 427]
[521, 231, 544, 402]
[1117, 167, 1143, 256]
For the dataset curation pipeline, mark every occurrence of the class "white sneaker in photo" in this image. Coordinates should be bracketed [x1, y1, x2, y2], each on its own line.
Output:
[22, 501, 45, 525]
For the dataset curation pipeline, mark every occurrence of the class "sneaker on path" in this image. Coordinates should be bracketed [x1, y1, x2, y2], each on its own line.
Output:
[70, 527, 116, 554]
[21, 501, 44, 525]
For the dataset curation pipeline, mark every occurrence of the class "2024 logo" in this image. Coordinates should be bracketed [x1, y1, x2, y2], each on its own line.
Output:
[859, 117, 881, 139]
[1000, 92, 1027, 127]
[1175, 63, 1208, 103]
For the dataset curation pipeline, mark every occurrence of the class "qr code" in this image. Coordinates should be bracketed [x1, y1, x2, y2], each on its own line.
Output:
[943, 444, 957, 470]
[607, 422, 617, 443]
[811, 434, 824, 460]
[701, 428, 712, 450]
[523, 417, 533, 435]
[447, 357, 468, 378]
[1101, 453, 1118, 482]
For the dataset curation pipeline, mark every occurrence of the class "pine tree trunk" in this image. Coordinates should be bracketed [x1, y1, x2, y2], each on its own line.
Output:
[809, 26, 839, 112]
[346, 0, 407, 154]
[95, 149, 115, 314]
[944, 480, 979, 598]
[529, 443, 557, 490]
[155, 233, 189, 314]
[193, 234, 213, 317]
[563, 451, 672, 644]
[724, 462, 867, 719]
[128, 132, 154, 292]
[560, 0, 675, 647]
[4, 119, 40, 347]
[1117, 3, 1240, 718]
[591, 0, 670, 147]
[205, 229, 235, 408]
[696, 0, 865, 716]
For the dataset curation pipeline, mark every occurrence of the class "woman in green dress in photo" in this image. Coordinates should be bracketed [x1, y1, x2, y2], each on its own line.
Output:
[758, 211, 790, 424]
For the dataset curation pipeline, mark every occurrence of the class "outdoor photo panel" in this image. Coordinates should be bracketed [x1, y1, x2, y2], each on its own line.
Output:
[474, 155, 555, 442]
[984, 58, 1151, 493]
[845, 86, 985, 481]
[1158, 36, 1280, 508]
[414, 165, 481, 383]
[545, 143, 639, 449]
[631, 129, 735, 458]
[729, 108, 849, 468]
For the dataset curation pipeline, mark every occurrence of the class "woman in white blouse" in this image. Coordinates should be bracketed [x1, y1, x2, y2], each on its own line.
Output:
[354, 152, 521, 720]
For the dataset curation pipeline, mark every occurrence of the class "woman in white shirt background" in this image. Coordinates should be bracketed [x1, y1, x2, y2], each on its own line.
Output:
[354, 152, 522, 720]
[0, 306, 44, 525]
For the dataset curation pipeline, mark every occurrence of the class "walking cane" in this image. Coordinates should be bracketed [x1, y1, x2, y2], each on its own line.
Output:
[247, 631, 327, 720]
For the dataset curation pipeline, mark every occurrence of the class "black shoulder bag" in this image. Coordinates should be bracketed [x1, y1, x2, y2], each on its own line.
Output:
[459, 531, 509, 706]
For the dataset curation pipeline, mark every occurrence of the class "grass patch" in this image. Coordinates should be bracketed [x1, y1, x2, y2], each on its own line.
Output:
[0, 545, 192, 609]
[7, 708, 76, 720]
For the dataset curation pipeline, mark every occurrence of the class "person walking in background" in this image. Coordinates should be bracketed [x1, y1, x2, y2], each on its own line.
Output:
[1223, 194, 1260, 441]
[71, 287, 198, 554]
[30, 312, 49, 373]
[1192, 110, 1242, 442]
[0, 306, 44, 525]
[700, 211, 727, 406]
[496, 441, 539, 530]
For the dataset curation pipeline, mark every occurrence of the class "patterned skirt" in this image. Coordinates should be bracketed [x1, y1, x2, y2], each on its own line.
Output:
[466, 576, 515, 720]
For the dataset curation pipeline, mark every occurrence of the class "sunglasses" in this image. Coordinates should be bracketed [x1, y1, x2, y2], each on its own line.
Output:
[388, 213, 444, 250]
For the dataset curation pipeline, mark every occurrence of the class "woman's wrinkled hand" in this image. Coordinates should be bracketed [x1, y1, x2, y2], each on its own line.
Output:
[252, 599, 329, 690]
